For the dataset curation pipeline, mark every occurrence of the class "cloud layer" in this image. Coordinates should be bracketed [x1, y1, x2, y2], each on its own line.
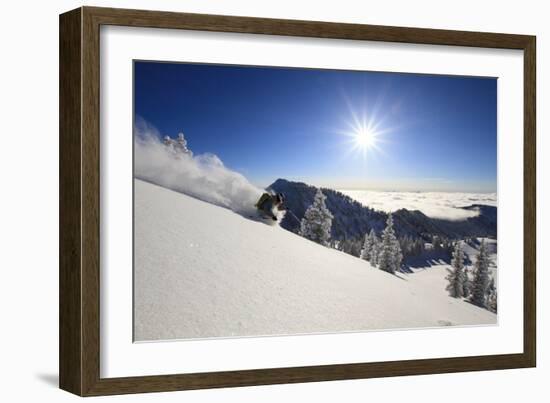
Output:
[340, 190, 497, 221]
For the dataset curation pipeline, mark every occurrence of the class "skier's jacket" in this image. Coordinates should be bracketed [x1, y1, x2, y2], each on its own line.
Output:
[255, 193, 273, 211]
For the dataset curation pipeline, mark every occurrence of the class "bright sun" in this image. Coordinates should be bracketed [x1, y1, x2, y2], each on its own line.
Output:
[354, 127, 377, 149]
[338, 104, 391, 160]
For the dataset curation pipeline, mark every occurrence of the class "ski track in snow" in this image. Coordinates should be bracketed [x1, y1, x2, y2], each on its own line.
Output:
[134, 179, 496, 341]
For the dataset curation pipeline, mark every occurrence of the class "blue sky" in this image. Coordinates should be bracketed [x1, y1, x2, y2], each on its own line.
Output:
[134, 61, 497, 192]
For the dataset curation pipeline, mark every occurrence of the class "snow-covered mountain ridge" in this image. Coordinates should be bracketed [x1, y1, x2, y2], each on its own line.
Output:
[269, 179, 497, 242]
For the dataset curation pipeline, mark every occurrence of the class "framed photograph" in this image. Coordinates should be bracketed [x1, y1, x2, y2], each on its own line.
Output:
[59, 6, 536, 396]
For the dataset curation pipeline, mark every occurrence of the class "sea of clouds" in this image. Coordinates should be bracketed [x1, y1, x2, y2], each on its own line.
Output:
[134, 119, 264, 217]
[340, 190, 497, 221]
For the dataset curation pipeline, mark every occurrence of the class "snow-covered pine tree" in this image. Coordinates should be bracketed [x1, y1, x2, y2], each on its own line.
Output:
[360, 229, 377, 262]
[350, 239, 362, 257]
[378, 213, 399, 274]
[470, 239, 491, 308]
[299, 189, 333, 246]
[360, 232, 372, 261]
[393, 236, 403, 272]
[163, 132, 193, 156]
[432, 235, 441, 252]
[446, 242, 466, 298]
[414, 238, 425, 256]
[341, 238, 362, 257]
[340, 238, 351, 254]
[163, 135, 172, 147]
[175, 132, 193, 155]
[399, 236, 412, 258]
[371, 231, 380, 266]
[463, 267, 473, 298]
[487, 277, 498, 313]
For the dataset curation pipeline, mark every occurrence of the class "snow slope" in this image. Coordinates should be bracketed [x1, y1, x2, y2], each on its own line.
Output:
[134, 179, 496, 341]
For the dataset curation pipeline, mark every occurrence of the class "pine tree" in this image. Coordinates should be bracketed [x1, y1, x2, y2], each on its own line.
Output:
[470, 239, 491, 307]
[432, 235, 441, 252]
[400, 236, 413, 258]
[342, 238, 362, 257]
[415, 238, 425, 256]
[393, 236, 403, 272]
[371, 232, 379, 266]
[463, 267, 473, 298]
[299, 189, 333, 246]
[360, 233, 371, 261]
[175, 132, 193, 155]
[378, 213, 399, 274]
[360, 229, 377, 262]
[163, 135, 172, 147]
[350, 239, 362, 257]
[446, 242, 466, 298]
[163, 132, 193, 156]
[487, 278, 498, 313]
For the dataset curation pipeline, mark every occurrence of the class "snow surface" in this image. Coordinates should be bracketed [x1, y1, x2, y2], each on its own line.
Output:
[134, 179, 496, 341]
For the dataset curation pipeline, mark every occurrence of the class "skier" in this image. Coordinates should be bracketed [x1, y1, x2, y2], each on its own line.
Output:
[255, 192, 286, 221]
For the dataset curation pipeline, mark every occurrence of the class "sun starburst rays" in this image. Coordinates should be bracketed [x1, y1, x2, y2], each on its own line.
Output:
[338, 112, 387, 161]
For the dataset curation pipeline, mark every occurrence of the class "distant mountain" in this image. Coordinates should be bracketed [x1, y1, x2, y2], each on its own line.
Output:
[269, 179, 497, 241]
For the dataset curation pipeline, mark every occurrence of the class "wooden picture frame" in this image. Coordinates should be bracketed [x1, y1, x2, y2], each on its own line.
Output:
[59, 6, 536, 396]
